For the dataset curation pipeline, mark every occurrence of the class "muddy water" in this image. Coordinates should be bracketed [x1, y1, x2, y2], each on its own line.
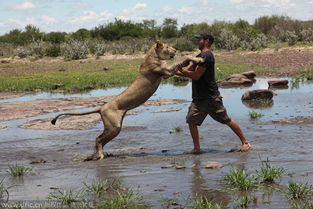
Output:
[0, 78, 313, 208]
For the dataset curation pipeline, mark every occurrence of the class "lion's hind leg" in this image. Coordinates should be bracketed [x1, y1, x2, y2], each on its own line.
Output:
[84, 109, 126, 161]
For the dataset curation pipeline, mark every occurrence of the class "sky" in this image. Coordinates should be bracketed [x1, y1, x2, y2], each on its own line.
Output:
[1, 0, 313, 35]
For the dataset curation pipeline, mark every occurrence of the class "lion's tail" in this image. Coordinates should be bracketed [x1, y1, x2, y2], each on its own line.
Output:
[51, 107, 102, 125]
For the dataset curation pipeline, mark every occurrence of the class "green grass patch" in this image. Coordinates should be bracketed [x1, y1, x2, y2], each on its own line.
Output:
[0, 59, 141, 92]
[287, 181, 313, 200]
[248, 111, 264, 120]
[48, 188, 86, 206]
[256, 162, 285, 183]
[0, 179, 11, 202]
[188, 196, 225, 209]
[6, 164, 32, 177]
[223, 168, 257, 191]
[97, 190, 149, 209]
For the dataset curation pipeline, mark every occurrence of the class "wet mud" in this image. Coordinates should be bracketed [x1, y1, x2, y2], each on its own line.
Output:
[0, 78, 313, 208]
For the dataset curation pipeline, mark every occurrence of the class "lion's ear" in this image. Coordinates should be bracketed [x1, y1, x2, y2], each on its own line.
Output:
[156, 40, 163, 48]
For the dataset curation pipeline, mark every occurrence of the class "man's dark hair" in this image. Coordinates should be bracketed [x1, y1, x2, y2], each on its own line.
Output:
[194, 31, 214, 46]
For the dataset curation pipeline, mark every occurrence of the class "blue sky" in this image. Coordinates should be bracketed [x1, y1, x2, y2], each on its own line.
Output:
[1, 0, 313, 35]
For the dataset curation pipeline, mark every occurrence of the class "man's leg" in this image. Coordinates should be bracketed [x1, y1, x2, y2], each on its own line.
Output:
[188, 123, 201, 154]
[226, 119, 251, 151]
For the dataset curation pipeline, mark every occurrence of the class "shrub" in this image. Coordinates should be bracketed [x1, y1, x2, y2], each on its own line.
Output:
[299, 29, 313, 43]
[13, 46, 30, 58]
[217, 29, 240, 50]
[29, 40, 46, 58]
[93, 42, 106, 59]
[46, 45, 61, 57]
[61, 39, 89, 60]
[173, 38, 195, 51]
[284, 31, 299, 46]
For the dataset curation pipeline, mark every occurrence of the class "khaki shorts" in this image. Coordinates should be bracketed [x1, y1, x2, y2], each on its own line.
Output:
[186, 96, 231, 126]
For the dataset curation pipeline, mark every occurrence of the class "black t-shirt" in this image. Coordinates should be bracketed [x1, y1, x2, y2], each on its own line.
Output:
[192, 50, 220, 99]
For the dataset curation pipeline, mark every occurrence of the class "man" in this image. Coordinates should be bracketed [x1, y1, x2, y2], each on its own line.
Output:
[176, 31, 251, 154]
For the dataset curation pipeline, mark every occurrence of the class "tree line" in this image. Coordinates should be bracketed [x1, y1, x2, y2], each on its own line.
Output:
[1, 15, 313, 59]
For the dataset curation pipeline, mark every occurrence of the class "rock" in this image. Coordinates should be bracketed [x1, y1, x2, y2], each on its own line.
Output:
[268, 80, 289, 88]
[205, 161, 223, 169]
[175, 165, 186, 169]
[217, 78, 253, 88]
[153, 108, 182, 113]
[30, 158, 46, 164]
[217, 71, 256, 88]
[225, 74, 247, 80]
[58, 68, 66, 72]
[52, 84, 65, 89]
[161, 164, 174, 169]
[242, 99, 274, 109]
[1, 58, 10, 63]
[241, 71, 256, 79]
[103, 66, 111, 71]
[241, 89, 274, 100]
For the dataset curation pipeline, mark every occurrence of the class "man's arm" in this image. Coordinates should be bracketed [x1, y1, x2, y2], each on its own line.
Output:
[176, 63, 206, 80]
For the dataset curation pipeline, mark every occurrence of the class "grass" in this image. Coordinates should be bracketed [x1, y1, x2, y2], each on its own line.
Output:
[48, 188, 86, 206]
[0, 56, 274, 93]
[248, 111, 264, 120]
[83, 179, 108, 198]
[223, 168, 257, 191]
[256, 162, 285, 183]
[174, 126, 182, 133]
[287, 181, 313, 200]
[97, 190, 149, 209]
[0, 179, 10, 202]
[0, 58, 141, 92]
[6, 164, 32, 177]
[235, 195, 253, 209]
[189, 197, 225, 209]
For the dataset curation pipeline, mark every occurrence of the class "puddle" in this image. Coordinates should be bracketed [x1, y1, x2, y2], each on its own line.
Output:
[0, 77, 313, 208]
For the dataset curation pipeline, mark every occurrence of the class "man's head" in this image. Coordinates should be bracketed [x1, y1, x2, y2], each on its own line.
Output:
[194, 31, 214, 50]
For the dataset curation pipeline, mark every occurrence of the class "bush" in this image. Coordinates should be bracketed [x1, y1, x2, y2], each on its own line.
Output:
[299, 29, 313, 43]
[217, 29, 240, 50]
[29, 40, 46, 58]
[93, 42, 106, 58]
[13, 46, 30, 58]
[46, 45, 61, 57]
[61, 39, 89, 60]
[284, 31, 299, 46]
[173, 38, 195, 51]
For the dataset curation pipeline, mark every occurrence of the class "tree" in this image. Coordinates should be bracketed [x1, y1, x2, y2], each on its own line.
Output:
[161, 18, 178, 39]
[71, 28, 91, 40]
[44, 32, 67, 44]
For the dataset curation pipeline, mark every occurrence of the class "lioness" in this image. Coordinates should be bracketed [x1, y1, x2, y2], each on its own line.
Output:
[51, 40, 203, 161]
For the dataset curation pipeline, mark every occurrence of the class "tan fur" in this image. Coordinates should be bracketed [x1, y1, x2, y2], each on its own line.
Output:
[51, 40, 203, 161]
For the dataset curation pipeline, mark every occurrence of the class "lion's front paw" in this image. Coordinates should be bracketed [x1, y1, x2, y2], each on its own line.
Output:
[189, 56, 204, 64]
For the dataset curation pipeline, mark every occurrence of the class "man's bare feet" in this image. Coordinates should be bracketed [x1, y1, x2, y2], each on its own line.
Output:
[241, 142, 251, 152]
[229, 142, 251, 152]
[190, 148, 201, 154]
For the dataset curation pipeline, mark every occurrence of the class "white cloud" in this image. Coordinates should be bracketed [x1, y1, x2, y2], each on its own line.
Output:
[70, 10, 113, 25]
[70, 2, 90, 9]
[134, 3, 147, 9]
[12, 2, 36, 10]
[42, 16, 56, 24]
[178, 7, 192, 14]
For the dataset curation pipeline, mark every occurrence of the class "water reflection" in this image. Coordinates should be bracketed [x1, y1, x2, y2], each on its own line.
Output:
[242, 99, 274, 109]
[191, 159, 230, 206]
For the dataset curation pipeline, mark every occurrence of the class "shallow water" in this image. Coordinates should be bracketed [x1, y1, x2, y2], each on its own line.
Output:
[0, 77, 313, 208]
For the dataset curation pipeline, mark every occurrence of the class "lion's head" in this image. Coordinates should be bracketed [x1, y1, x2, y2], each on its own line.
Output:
[154, 40, 176, 60]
